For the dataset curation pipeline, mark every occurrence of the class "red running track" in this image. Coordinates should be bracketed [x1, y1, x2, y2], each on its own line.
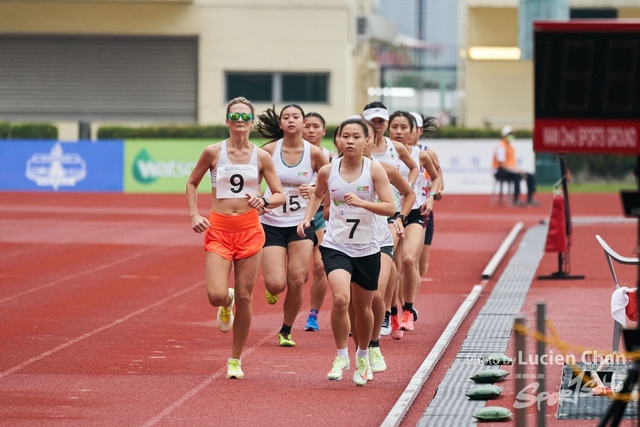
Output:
[0, 191, 611, 426]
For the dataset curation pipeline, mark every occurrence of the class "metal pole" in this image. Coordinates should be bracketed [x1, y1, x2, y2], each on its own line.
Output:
[537, 303, 546, 427]
[515, 315, 527, 427]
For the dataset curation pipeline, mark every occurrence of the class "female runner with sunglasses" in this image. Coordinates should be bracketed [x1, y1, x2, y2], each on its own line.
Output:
[387, 111, 441, 336]
[297, 118, 396, 386]
[257, 105, 329, 347]
[186, 97, 285, 379]
[302, 112, 334, 332]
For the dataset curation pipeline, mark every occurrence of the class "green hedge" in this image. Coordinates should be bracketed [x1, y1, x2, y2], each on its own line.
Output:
[0, 122, 57, 139]
[97, 125, 231, 140]
[97, 124, 532, 140]
[435, 126, 532, 139]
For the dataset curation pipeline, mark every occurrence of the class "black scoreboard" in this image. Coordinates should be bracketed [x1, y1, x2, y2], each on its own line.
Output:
[533, 21, 640, 154]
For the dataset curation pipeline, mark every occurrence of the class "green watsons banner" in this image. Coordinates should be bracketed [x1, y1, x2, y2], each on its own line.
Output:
[124, 140, 215, 193]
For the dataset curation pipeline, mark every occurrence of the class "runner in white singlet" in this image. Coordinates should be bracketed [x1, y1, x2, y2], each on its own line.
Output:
[186, 97, 285, 380]
[302, 112, 334, 332]
[388, 111, 441, 336]
[256, 104, 329, 348]
[297, 118, 396, 387]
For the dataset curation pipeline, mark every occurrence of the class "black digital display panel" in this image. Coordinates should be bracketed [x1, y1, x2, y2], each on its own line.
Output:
[535, 30, 640, 119]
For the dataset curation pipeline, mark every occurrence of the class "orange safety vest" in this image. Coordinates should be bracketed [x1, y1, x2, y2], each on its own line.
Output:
[492, 139, 516, 170]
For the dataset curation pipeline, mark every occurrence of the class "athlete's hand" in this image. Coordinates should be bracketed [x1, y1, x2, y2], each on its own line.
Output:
[393, 218, 405, 239]
[246, 193, 265, 210]
[344, 192, 365, 208]
[435, 191, 443, 201]
[299, 184, 312, 199]
[191, 214, 210, 233]
[420, 198, 434, 216]
[297, 221, 311, 238]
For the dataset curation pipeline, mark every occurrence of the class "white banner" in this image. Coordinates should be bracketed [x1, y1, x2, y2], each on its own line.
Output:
[417, 139, 534, 195]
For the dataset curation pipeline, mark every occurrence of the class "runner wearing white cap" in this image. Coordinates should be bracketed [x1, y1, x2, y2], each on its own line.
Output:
[362, 101, 420, 338]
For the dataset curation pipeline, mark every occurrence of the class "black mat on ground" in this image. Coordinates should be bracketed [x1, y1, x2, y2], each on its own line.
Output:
[556, 362, 638, 420]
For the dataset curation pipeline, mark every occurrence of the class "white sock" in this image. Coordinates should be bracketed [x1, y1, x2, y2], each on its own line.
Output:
[356, 347, 369, 359]
[337, 348, 349, 359]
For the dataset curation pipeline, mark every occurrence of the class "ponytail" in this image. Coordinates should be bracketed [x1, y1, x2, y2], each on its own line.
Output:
[257, 105, 283, 143]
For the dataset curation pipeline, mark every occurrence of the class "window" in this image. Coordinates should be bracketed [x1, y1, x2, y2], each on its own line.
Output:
[282, 74, 328, 103]
[226, 72, 329, 103]
[226, 73, 272, 102]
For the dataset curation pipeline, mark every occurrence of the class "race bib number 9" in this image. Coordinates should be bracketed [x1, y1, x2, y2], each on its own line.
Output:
[270, 185, 308, 217]
[216, 164, 258, 199]
[333, 207, 373, 244]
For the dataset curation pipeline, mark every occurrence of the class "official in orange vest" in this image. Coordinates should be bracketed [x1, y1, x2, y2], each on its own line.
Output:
[492, 126, 539, 206]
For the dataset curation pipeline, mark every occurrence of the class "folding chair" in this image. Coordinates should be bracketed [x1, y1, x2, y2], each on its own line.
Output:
[595, 234, 640, 352]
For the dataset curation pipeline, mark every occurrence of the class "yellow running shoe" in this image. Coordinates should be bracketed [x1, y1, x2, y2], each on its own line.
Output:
[265, 289, 278, 305]
[278, 333, 295, 347]
[226, 358, 244, 379]
[217, 288, 234, 333]
[353, 355, 370, 386]
[327, 356, 350, 380]
[369, 346, 386, 373]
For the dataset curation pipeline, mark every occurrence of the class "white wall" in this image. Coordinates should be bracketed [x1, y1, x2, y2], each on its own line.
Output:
[418, 139, 534, 194]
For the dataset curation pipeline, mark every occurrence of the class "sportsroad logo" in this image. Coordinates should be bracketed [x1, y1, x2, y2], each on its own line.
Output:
[133, 149, 197, 184]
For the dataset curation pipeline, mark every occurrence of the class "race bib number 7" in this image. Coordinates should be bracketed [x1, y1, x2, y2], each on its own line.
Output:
[216, 164, 258, 199]
[333, 207, 373, 244]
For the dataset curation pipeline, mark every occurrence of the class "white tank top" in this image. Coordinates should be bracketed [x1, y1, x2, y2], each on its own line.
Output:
[371, 137, 402, 212]
[211, 140, 259, 199]
[372, 159, 393, 248]
[260, 139, 315, 227]
[397, 145, 424, 209]
[370, 136, 399, 166]
[309, 145, 332, 186]
[321, 157, 379, 257]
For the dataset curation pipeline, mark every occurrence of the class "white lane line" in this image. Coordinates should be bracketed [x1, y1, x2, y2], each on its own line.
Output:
[481, 221, 523, 279]
[380, 284, 484, 427]
[0, 250, 24, 262]
[0, 247, 164, 304]
[140, 332, 276, 427]
[0, 281, 203, 380]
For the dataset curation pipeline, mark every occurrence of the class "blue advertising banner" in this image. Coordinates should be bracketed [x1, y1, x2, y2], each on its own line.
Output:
[0, 140, 124, 192]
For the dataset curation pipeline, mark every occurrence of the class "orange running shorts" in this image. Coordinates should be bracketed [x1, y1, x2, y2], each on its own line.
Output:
[204, 209, 265, 260]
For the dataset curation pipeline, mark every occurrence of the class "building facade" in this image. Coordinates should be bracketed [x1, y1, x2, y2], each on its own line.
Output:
[459, 0, 640, 129]
[0, 0, 389, 139]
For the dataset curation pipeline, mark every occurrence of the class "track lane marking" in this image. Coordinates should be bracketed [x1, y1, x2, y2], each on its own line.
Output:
[380, 284, 483, 427]
[0, 281, 204, 380]
[140, 332, 276, 427]
[0, 246, 169, 304]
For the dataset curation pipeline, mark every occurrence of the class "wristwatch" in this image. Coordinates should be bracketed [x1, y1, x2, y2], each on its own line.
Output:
[427, 192, 436, 200]
[397, 214, 408, 225]
[260, 196, 270, 208]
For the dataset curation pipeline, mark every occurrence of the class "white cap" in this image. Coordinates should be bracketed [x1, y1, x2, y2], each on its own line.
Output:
[346, 114, 363, 120]
[410, 112, 423, 128]
[501, 125, 514, 137]
[363, 107, 389, 121]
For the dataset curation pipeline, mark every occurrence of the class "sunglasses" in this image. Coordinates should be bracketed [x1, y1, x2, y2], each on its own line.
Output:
[227, 112, 254, 122]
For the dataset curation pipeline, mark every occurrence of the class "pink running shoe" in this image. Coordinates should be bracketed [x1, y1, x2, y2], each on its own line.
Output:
[400, 309, 414, 331]
[390, 314, 403, 340]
